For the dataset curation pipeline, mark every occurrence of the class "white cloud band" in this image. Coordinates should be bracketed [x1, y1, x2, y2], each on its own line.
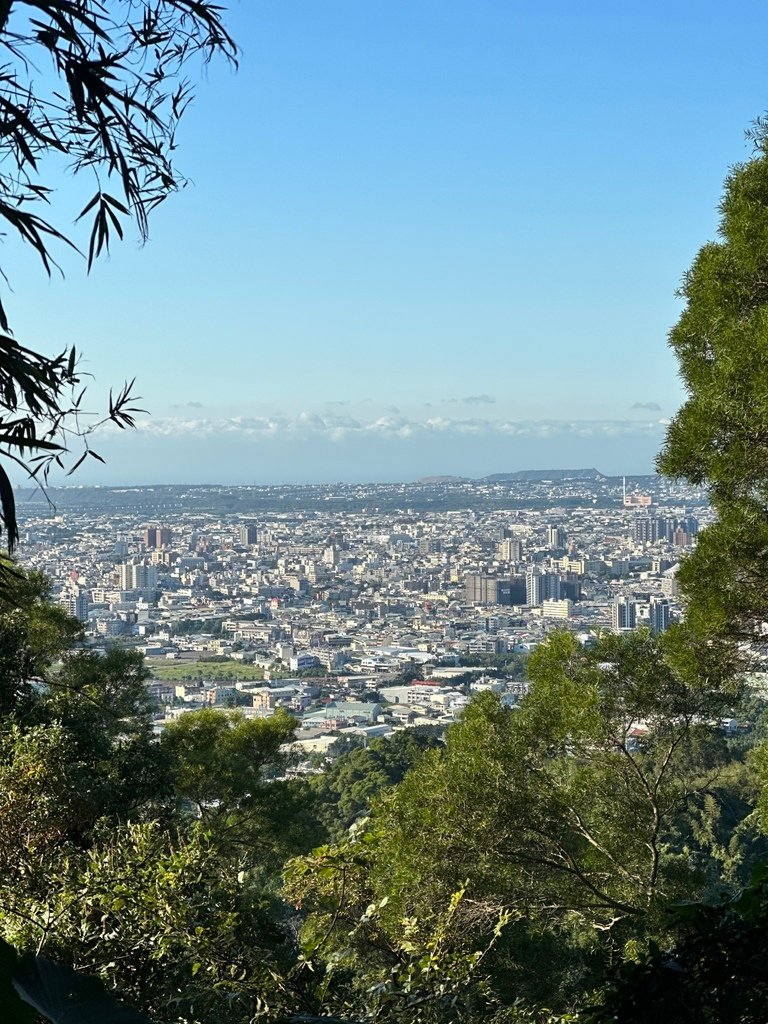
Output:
[107, 414, 668, 444]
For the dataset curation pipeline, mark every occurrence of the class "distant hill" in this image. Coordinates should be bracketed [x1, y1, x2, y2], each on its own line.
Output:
[481, 468, 606, 483]
[417, 475, 470, 484]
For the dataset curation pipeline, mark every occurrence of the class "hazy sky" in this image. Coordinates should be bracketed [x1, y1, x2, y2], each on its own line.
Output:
[7, 1, 768, 484]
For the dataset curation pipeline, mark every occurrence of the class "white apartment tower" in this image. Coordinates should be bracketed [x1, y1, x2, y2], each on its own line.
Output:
[119, 562, 158, 592]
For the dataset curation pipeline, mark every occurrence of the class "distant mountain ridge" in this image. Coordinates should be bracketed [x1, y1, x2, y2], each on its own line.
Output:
[416, 468, 608, 485]
[482, 467, 606, 483]
[417, 475, 469, 484]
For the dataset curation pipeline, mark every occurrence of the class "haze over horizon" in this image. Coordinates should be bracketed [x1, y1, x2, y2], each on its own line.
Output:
[37, 425, 665, 487]
[8, 1, 768, 485]
[17, 463, 660, 492]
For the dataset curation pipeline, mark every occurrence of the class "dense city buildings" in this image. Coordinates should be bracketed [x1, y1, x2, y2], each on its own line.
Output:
[17, 472, 706, 756]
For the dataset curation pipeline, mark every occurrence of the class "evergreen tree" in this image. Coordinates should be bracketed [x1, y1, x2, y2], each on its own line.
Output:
[659, 128, 768, 662]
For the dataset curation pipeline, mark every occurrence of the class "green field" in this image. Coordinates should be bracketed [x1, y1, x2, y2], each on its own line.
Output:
[147, 660, 266, 682]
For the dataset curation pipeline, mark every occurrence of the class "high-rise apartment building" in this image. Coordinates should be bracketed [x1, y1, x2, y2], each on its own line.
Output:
[612, 597, 637, 632]
[525, 569, 543, 606]
[526, 569, 563, 605]
[119, 562, 158, 592]
[239, 524, 258, 545]
[144, 526, 172, 549]
[671, 527, 696, 548]
[648, 596, 670, 634]
[322, 544, 340, 565]
[633, 515, 669, 545]
[561, 572, 582, 602]
[661, 572, 680, 598]
[547, 525, 567, 549]
[465, 574, 527, 606]
[497, 576, 527, 605]
[419, 537, 442, 555]
[61, 589, 89, 622]
[527, 571, 563, 605]
[465, 574, 498, 605]
[497, 538, 524, 562]
[680, 514, 699, 535]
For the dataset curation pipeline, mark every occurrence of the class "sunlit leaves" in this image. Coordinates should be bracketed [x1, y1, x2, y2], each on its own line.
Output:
[291, 631, 749, 1013]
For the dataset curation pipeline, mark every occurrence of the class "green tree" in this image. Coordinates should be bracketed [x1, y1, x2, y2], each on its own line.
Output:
[587, 863, 768, 1024]
[658, 130, 768, 666]
[0, 586, 306, 1024]
[289, 630, 756, 1014]
[0, 573, 171, 805]
[284, 863, 514, 1024]
[0, 722, 88, 882]
[35, 648, 171, 825]
[2, 820, 291, 1024]
[161, 707, 316, 859]
[648, 133, 768, 1021]
[0, 617, 171, 895]
[311, 728, 445, 841]
[378, 631, 739, 921]
[162, 707, 296, 816]
[0, 570, 81, 716]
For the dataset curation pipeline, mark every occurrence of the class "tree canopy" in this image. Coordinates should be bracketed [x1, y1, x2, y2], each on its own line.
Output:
[659, 128, 768, 663]
[285, 629, 763, 1014]
[310, 727, 445, 841]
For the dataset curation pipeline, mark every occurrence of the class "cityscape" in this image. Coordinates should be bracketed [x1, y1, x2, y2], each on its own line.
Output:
[20, 471, 707, 759]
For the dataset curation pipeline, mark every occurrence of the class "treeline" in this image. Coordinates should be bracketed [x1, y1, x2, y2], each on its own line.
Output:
[171, 618, 225, 636]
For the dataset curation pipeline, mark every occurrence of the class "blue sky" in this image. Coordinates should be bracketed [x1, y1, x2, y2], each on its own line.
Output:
[7, 0, 768, 483]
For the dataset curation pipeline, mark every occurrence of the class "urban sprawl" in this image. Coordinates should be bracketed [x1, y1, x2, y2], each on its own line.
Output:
[19, 473, 707, 760]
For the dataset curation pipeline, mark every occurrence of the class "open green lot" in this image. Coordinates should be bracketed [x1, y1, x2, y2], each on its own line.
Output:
[147, 660, 266, 682]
